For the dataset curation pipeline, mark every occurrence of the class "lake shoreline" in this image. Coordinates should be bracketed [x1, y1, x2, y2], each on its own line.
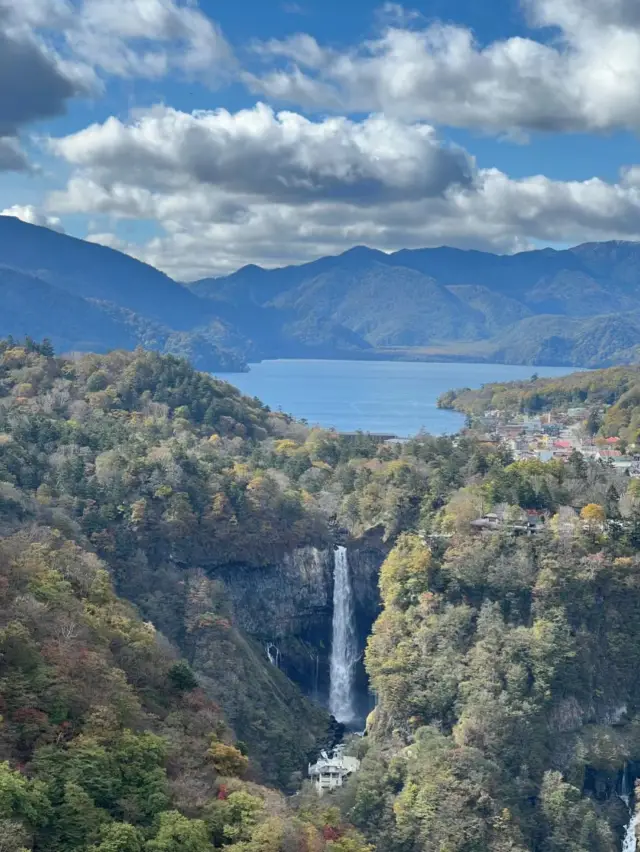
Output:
[240, 352, 595, 370]
[217, 360, 576, 439]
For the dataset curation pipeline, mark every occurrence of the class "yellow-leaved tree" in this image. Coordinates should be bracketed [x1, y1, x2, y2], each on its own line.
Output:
[580, 503, 606, 532]
[379, 533, 432, 609]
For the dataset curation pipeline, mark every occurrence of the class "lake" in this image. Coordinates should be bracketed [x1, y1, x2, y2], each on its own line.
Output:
[216, 360, 576, 438]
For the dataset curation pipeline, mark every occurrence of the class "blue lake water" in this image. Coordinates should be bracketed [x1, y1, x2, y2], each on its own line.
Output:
[216, 360, 576, 438]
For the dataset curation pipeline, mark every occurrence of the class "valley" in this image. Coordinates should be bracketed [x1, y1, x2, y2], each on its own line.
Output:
[4, 341, 640, 850]
[6, 1, 640, 850]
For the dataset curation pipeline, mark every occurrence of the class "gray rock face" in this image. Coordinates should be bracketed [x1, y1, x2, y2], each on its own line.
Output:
[218, 546, 333, 638]
[215, 534, 387, 722]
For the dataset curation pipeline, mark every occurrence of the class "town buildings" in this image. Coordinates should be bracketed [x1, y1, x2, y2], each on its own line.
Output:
[474, 409, 640, 476]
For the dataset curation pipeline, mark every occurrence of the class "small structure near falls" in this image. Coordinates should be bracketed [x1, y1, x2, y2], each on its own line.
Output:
[308, 744, 360, 795]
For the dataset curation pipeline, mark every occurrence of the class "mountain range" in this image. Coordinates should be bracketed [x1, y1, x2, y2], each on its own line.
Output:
[4, 214, 640, 369]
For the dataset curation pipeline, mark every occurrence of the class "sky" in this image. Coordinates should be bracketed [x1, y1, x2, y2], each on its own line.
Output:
[2, 0, 640, 280]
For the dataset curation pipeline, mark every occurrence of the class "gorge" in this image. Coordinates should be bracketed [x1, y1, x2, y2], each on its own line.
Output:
[5, 343, 640, 852]
[218, 539, 382, 729]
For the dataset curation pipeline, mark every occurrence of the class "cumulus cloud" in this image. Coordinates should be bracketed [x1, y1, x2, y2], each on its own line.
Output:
[244, 0, 640, 134]
[48, 104, 474, 205]
[0, 0, 231, 168]
[64, 0, 232, 80]
[12, 0, 640, 278]
[85, 232, 128, 250]
[40, 103, 640, 279]
[528, 0, 640, 30]
[0, 0, 231, 142]
[0, 7, 91, 139]
[54, 162, 640, 282]
[3, 0, 232, 83]
[0, 205, 65, 232]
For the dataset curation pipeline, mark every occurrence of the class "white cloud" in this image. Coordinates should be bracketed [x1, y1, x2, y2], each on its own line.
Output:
[42, 104, 640, 279]
[245, 0, 640, 134]
[376, 3, 423, 26]
[0, 205, 65, 232]
[7, 0, 232, 82]
[65, 0, 233, 81]
[0, 4, 93, 138]
[527, 0, 640, 30]
[282, 3, 306, 14]
[49, 104, 474, 204]
[128, 169, 640, 279]
[0, 0, 231, 170]
[7, 0, 640, 279]
[85, 231, 127, 249]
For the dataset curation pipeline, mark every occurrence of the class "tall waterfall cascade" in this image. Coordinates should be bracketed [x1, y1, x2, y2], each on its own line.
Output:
[620, 768, 637, 852]
[265, 643, 281, 669]
[623, 815, 638, 852]
[329, 546, 358, 724]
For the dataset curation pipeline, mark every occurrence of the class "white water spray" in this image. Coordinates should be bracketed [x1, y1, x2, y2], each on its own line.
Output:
[620, 768, 637, 852]
[623, 814, 638, 852]
[266, 643, 281, 669]
[329, 546, 358, 724]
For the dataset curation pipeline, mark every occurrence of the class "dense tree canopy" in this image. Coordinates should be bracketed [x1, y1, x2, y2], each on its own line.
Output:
[5, 342, 640, 852]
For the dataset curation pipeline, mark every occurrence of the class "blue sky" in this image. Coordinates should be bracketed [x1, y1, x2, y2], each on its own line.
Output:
[2, 0, 640, 279]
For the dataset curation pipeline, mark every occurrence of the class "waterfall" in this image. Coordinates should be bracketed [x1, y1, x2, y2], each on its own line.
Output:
[623, 814, 638, 852]
[622, 768, 631, 808]
[266, 643, 281, 669]
[620, 767, 637, 852]
[329, 546, 358, 724]
[312, 651, 320, 699]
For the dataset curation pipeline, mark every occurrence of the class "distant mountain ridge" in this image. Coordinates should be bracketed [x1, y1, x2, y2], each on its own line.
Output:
[4, 214, 640, 369]
[0, 217, 250, 371]
[191, 240, 640, 367]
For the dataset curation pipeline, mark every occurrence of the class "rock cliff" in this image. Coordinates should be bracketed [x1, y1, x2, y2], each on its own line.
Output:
[215, 531, 388, 723]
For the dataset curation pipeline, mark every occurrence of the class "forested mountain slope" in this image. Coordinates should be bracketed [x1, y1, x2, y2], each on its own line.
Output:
[342, 451, 640, 852]
[0, 217, 205, 330]
[0, 512, 374, 852]
[7, 215, 640, 368]
[0, 341, 478, 783]
[0, 218, 376, 368]
[0, 339, 384, 852]
[6, 342, 640, 850]
[438, 363, 640, 443]
[0, 219, 250, 373]
[0, 267, 137, 353]
[0, 341, 334, 785]
[195, 240, 640, 367]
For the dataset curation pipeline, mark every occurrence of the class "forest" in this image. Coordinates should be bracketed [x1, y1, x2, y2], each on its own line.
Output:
[437, 366, 640, 442]
[3, 340, 640, 851]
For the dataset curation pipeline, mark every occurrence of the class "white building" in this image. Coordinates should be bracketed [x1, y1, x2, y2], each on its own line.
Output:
[308, 745, 360, 795]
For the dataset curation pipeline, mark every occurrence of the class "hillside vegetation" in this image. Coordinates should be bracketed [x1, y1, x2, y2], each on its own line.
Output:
[7, 342, 640, 852]
[0, 339, 385, 852]
[0, 341, 484, 786]
[438, 364, 640, 443]
[0, 517, 376, 852]
[336, 427, 640, 852]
